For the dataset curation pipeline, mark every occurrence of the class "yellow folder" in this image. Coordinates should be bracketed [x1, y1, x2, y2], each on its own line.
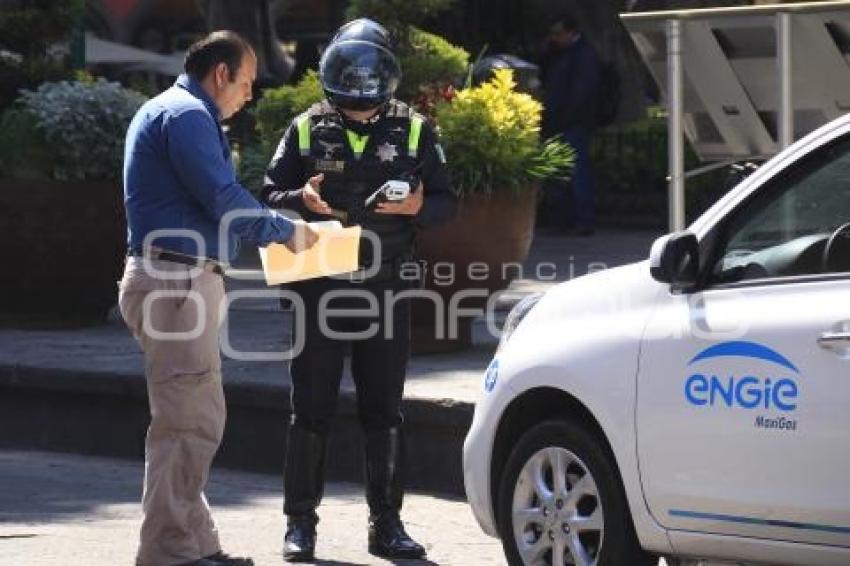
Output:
[259, 221, 361, 285]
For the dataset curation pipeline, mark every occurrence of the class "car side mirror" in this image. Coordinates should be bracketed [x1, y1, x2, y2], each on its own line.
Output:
[649, 231, 699, 290]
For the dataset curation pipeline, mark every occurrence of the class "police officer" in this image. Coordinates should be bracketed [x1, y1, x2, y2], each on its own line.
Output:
[261, 19, 455, 562]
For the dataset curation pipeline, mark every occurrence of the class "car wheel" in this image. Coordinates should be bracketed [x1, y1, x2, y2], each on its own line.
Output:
[497, 419, 653, 566]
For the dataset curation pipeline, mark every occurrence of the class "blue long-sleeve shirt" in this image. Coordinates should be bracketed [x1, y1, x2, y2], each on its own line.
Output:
[123, 74, 293, 261]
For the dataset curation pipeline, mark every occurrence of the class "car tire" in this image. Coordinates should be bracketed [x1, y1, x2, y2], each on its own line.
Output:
[497, 419, 654, 566]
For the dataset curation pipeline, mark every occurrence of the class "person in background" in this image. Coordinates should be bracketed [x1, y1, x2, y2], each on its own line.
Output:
[120, 30, 317, 566]
[540, 14, 602, 236]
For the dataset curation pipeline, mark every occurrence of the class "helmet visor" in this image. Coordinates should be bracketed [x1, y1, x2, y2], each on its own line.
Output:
[320, 40, 401, 102]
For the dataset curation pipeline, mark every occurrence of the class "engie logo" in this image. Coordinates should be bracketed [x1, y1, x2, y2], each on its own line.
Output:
[684, 341, 800, 412]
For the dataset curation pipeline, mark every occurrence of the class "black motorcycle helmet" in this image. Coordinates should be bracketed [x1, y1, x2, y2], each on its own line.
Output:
[472, 54, 541, 94]
[330, 18, 392, 49]
[319, 19, 401, 111]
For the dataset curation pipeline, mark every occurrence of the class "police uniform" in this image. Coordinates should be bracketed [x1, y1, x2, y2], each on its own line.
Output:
[262, 97, 455, 559]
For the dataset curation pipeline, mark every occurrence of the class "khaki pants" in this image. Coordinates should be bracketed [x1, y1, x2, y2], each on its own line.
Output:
[119, 257, 226, 566]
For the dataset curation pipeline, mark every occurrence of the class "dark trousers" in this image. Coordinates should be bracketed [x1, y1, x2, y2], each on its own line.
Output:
[543, 127, 595, 229]
[288, 276, 410, 434]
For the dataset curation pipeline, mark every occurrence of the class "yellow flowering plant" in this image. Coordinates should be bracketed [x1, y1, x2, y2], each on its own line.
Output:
[435, 69, 574, 197]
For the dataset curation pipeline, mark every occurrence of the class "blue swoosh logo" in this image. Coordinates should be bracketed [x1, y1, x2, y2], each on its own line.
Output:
[688, 341, 799, 374]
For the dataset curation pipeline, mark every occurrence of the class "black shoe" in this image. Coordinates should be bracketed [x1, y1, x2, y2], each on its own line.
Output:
[364, 427, 425, 558]
[364, 426, 425, 558]
[204, 551, 254, 565]
[283, 520, 317, 562]
[175, 559, 220, 566]
[368, 512, 426, 559]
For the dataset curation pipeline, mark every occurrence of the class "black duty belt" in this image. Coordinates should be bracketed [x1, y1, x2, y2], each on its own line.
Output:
[346, 255, 415, 284]
[127, 248, 224, 276]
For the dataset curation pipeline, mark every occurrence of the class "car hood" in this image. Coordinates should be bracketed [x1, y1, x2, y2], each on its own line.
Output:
[503, 260, 664, 354]
[533, 260, 660, 320]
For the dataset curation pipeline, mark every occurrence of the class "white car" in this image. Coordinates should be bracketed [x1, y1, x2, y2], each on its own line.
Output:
[463, 113, 850, 566]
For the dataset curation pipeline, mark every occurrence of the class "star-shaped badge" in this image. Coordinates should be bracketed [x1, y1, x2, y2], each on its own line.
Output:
[318, 140, 342, 159]
[376, 141, 398, 162]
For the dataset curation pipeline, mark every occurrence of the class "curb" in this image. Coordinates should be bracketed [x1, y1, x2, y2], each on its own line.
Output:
[0, 364, 473, 496]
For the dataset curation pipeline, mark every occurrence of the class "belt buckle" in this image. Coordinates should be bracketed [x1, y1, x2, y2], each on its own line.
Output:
[201, 259, 223, 276]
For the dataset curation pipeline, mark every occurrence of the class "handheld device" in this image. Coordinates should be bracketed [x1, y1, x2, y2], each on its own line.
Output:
[364, 180, 411, 208]
[364, 163, 424, 209]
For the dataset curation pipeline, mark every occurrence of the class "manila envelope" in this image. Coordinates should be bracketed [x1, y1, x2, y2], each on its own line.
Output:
[259, 222, 361, 285]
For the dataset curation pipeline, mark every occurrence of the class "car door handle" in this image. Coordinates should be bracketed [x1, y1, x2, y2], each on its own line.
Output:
[817, 332, 850, 347]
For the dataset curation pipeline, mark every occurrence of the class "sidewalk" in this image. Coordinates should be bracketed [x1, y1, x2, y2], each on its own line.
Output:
[0, 229, 661, 495]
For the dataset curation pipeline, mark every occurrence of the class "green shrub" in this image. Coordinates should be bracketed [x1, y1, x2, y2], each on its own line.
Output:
[0, 56, 69, 111]
[592, 111, 732, 224]
[398, 28, 469, 101]
[591, 115, 668, 196]
[4, 79, 147, 181]
[345, 0, 455, 38]
[436, 69, 574, 196]
[235, 141, 274, 197]
[0, 0, 78, 110]
[0, 2, 76, 57]
[0, 106, 52, 180]
[254, 70, 323, 151]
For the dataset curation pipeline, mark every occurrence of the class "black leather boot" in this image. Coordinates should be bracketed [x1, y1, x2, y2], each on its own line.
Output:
[283, 517, 317, 563]
[365, 426, 426, 559]
[283, 424, 327, 562]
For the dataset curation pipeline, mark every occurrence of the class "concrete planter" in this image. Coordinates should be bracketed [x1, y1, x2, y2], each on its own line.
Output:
[0, 179, 125, 325]
[412, 186, 537, 352]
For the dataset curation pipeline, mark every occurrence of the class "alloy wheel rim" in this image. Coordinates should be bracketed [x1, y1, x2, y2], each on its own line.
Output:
[511, 446, 604, 566]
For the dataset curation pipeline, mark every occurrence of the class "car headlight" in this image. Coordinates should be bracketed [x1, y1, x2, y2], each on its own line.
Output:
[497, 292, 543, 353]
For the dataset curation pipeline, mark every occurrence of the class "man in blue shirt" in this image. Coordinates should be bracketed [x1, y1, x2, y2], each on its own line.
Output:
[119, 31, 317, 566]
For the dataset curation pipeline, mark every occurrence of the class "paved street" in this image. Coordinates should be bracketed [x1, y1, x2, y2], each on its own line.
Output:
[0, 451, 505, 566]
